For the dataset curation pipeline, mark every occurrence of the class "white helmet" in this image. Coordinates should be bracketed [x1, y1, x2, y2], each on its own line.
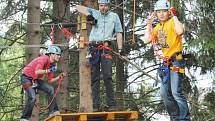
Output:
[47, 45, 61, 55]
[154, 0, 170, 11]
[98, 0, 110, 4]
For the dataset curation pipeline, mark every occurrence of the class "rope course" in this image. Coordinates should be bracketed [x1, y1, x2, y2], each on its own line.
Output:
[0, 1, 142, 52]
[1, 1, 213, 121]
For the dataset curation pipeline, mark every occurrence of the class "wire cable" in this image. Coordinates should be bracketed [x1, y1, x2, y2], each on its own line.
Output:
[0, 43, 70, 49]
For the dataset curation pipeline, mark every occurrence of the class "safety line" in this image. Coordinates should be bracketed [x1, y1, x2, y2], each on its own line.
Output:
[0, 43, 70, 49]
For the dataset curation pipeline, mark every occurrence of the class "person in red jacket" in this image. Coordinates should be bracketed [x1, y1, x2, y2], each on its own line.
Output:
[20, 45, 66, 121]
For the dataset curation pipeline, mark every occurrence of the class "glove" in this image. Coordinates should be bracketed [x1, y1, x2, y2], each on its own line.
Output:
[49, 66, 57, 73]
[60, 72, 66, 77]
[87, 15, 97, 25]
[170, 7, 177, 16]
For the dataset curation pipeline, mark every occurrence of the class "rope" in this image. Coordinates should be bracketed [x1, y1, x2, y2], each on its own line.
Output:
[98, 44, 159, 82]
[148, 0, 177, 63]
[110, 2, 144, 17]
[148, 17, 168, 63]
[34, 75, 64, 111]
[132, 0, 136, 44]
[111, 50, 159, 82]
[123, 0, 126, 47]
[0, 43, 69, 49]
[0, 25, 81, 49]
[0, 21, 77, 26]
[51, 25, 55, 44]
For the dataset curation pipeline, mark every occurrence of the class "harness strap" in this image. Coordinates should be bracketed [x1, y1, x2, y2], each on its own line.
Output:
[170, 66, 185, 73]
[104, 54, 112, 59]
[22, 83, 33, 89]
[21, 74, 36, 89]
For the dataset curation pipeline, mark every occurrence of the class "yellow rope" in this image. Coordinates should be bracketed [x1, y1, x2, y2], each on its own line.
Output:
[132, 0, 136, 44]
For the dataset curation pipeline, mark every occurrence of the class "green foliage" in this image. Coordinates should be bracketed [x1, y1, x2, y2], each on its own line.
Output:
[124, 85, 163, 121]
[186, 0, 215, 73]
[203, 91, 215, 119]
[0, 43, 24, 120]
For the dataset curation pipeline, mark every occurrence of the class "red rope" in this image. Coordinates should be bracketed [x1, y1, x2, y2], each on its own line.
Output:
[148, 21, 170, 64]
[59, 26, 91, 49]
[99, 45, 112, 51]
[60, 27, 80, 41]
[34, 75, 64, 111]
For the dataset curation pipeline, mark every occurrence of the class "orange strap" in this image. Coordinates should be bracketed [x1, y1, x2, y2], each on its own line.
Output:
[104, 54, 112, 59]
[103, 46, 112, 51]
[170, 66, 185, 73]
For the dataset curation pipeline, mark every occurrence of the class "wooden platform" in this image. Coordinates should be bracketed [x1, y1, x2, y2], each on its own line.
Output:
[45, 111, 138, 121]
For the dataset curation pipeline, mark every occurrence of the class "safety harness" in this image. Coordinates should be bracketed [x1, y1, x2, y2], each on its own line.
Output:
[21, 74, 37, 89]
[148, 21, 185, 84]
[148, 18, 185, 73]
[21, 73, 64, 111]
[88, 41, 113, 65]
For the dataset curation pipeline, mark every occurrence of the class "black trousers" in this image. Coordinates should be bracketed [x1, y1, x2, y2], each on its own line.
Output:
[89, 41, 116, 109]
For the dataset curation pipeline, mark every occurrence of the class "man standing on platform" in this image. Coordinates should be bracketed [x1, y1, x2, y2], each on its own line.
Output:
[77, 0, 123, 112]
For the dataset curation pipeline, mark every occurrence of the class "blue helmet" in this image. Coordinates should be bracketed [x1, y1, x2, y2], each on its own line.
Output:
[154, 0, 170, 11]
[47, 45, 61, 55]
[98, 0, 110, 4]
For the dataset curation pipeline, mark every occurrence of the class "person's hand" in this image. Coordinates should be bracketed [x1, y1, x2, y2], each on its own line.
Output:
[87, 15, 97, 25]
[60, 72, 67, 77]
[49, 66, 57, 73]
[57, 72, 66, 82]
[147, 12, 156, 24]
[169, 7, 177, 16]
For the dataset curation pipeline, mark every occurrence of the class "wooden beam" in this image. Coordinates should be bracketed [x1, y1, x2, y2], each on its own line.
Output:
[45, 111, 139, 121]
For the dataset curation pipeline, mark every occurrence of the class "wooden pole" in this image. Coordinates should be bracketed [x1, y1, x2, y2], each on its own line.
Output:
[78, 0, 97, 113]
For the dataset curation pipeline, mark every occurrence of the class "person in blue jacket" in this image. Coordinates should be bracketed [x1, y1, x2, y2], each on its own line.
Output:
[77, 0, 123, 112]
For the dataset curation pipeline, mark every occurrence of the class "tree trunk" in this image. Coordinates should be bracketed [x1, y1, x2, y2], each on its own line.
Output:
[26, 0, 41, 120]
[115, 0, 126, 111]
[53, 0, 70, 113]
[78, 0, 97, 113]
